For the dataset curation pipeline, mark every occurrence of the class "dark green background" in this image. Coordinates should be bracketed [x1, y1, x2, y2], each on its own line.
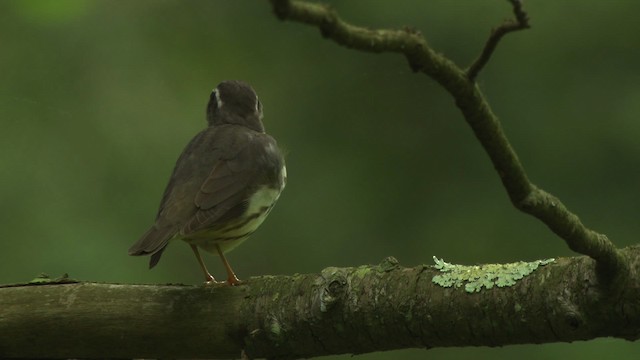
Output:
[1, 1, 639, 359]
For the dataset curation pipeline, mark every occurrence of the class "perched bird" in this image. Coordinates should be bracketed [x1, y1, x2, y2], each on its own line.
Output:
[128, 80, 286, 285]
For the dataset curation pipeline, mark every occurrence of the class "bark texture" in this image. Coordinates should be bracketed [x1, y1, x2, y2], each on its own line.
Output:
[2, 248, 639, 359]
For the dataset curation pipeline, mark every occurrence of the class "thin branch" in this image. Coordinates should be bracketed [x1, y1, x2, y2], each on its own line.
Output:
[467, 0, 530, 81]
[268, 0, 629, 283]
[2, 252, 640, 358]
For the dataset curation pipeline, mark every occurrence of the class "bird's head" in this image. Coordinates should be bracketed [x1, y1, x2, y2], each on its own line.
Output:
[206, 80, 264, 132]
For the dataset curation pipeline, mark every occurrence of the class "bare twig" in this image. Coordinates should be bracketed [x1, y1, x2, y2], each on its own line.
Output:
[467, 0, 530, 82]
[268, 0, 629, 284]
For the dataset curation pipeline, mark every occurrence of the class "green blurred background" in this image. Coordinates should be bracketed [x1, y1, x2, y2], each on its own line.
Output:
[1, 0, 639, 358]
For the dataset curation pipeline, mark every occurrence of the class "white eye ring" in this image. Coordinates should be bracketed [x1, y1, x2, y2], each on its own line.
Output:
[213, 89, 224, 108]
[256, 96, 263, 119]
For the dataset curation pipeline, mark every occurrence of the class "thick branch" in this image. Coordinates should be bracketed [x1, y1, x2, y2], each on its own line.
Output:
[2, 250, 640, 359]
[268, 0, 628, 282]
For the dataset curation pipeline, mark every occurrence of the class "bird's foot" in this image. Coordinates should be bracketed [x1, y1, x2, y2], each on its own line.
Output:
[203, 279, 226, 286]
[202, 273, 225, 285]
[226, 274, 243, 286]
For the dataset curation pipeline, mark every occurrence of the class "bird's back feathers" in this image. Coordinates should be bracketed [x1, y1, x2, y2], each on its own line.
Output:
[129, 123, 284, 268]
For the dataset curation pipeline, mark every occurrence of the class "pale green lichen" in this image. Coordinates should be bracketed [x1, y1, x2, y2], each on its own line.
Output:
[28, 273, 76, 285]
[267, 314, 284, 344]
[432, 256, 554, 293]
[29, 273, 53, 284]
[353, 266, 372, 279]
[270, 319, 281, 336]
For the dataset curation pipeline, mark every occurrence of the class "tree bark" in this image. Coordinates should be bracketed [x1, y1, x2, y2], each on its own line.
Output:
[2, 248, 639, 359]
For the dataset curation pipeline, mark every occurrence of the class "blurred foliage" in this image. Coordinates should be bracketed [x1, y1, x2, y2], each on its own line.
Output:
[1, 0, 639, 359]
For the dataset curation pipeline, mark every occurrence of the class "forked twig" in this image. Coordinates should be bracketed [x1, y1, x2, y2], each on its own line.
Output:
[466, 0, 530, 81]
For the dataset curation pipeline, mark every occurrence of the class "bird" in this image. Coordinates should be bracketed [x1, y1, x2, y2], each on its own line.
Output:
[128, 80, 286, 285]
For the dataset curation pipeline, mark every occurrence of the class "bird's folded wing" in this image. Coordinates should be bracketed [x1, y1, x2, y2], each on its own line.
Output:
[128, 224, 177, 256]
[183, 154, 257, 235]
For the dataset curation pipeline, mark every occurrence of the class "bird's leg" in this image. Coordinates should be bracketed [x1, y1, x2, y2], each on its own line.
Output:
[190, 245, 217, 283]
[216, 245, 242, 286]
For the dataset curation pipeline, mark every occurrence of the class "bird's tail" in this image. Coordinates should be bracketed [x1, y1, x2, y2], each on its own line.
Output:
[128, 226, 176, 269]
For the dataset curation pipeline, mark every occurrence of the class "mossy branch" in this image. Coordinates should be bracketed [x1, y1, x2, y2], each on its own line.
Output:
[2, 251, 640, 359]
[268, 0, 629, 284]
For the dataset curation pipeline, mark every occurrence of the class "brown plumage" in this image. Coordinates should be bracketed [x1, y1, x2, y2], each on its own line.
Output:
[128, 80, 286, 285]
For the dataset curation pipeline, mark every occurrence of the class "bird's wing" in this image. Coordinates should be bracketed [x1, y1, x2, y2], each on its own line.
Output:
[127, 224, 177, 267]
[129, 127, 266, 264]
[153, 131, 208, 221]
[129, 130, 216, 263]
[182, 138, 260, 235]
